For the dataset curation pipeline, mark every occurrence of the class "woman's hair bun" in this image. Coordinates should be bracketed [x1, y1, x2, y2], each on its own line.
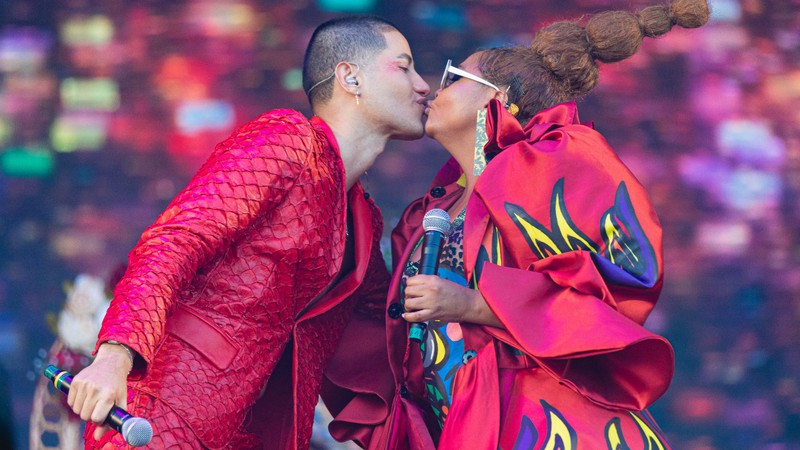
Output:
[671, 0, 711, 29]
[586, 11, 643, 63]
[480, 0, 710, 123]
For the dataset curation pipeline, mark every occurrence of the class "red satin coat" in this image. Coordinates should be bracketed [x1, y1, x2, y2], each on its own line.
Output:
[324, 101, 675, 449]
[91, 110, 390, 449]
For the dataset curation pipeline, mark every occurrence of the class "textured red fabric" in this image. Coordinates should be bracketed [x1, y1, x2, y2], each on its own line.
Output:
[90, 110, 390, 449]
[327, 101, 675, 449]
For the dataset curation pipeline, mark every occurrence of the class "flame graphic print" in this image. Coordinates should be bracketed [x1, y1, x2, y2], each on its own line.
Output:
[473, 225, 502, 287]
[629, 413, 668, 450]
[504, 178, 658, 288]
[504, 179, 597, 258]
[512, 401, 578, 450]
[605, 417, 632, 450]
[540, 400, 578, 450]
[510, 407, 669, 450]
[604, 413, 669, 450]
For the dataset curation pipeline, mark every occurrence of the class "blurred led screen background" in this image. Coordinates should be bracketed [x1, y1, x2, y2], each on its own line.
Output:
[1, 0, 800, 448]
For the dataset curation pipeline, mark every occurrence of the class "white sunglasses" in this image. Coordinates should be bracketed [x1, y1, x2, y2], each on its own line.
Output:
[439, 58, 500, 91]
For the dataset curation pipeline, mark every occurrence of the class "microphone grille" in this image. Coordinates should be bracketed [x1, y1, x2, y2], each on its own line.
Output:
[122, 417, 153, 446]
[422, 208, 452, 236]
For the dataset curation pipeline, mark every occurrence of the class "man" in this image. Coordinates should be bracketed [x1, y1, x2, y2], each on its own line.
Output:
[66, 15, 430, 449]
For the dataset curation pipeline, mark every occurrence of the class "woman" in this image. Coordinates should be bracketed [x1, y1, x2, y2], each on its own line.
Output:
[323, 0, 710, 448]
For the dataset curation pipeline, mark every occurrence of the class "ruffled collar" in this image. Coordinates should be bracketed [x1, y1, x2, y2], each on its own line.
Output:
[484, 99, 585, 156]
[431, 100, 589, 187]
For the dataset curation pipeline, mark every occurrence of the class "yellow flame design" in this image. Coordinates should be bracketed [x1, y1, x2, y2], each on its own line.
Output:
[604, 417, 630, 450]
[512, 211, 561, 257]
[493, 225, 503, 266]
[601, 214, 640, 267]
[541, 402, 576, 450]
[554, 190, 597, 253]
[604, 413, 668, 450]
[602, 215, 621, 265]
[630, 413, 667, 450]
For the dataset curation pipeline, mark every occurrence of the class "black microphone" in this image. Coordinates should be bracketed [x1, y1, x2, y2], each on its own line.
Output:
[409, 208, 452, 344]
[44, 365, 153, 446]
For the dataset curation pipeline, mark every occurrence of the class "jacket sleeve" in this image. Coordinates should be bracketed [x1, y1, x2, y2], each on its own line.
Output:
[95, 110, 316, 369]
[477, 254, 673, 411]
[468, 101, 674, 411]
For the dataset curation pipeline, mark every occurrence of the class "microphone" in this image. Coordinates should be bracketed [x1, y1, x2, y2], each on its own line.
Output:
[44, 365, 153, 446]
[409, 208, 452, 344]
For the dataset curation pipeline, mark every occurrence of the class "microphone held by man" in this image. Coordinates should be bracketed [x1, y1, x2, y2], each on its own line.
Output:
[44, 365, 153, 447]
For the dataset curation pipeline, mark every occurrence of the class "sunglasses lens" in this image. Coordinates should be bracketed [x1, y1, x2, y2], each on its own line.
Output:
[445, 74, 461, 88]
[440, 59, 452, 90]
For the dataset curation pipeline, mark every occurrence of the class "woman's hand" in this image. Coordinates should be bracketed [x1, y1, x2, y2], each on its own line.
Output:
[403, 274, 502, 328]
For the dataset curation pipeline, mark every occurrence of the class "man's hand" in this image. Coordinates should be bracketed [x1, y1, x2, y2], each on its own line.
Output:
[67, 342, 133, 440]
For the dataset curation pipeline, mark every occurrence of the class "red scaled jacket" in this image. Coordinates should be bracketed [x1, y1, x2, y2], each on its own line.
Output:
[324, 101, 674, 449]
[95, 109, 390, 449]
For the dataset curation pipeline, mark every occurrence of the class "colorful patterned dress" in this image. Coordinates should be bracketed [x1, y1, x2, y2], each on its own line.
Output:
[401, 208, 468, 430]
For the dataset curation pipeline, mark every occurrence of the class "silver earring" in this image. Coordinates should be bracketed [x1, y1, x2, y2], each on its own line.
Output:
[355, 91, 360, 105]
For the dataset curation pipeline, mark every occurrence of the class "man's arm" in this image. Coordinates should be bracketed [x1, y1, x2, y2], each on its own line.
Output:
[68, 110, 317, 439]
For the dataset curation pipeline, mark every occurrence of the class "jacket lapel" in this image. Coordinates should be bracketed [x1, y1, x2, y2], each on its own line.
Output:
[297, 182, 373, 322]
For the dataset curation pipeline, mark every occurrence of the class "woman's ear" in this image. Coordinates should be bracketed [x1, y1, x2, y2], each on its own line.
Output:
[495, 87, 519, 115]
[482, 89, 506, 109]
[494, 88, 509, 106]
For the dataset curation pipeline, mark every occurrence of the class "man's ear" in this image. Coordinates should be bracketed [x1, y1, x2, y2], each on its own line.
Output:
[334, 62, 360, 93]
